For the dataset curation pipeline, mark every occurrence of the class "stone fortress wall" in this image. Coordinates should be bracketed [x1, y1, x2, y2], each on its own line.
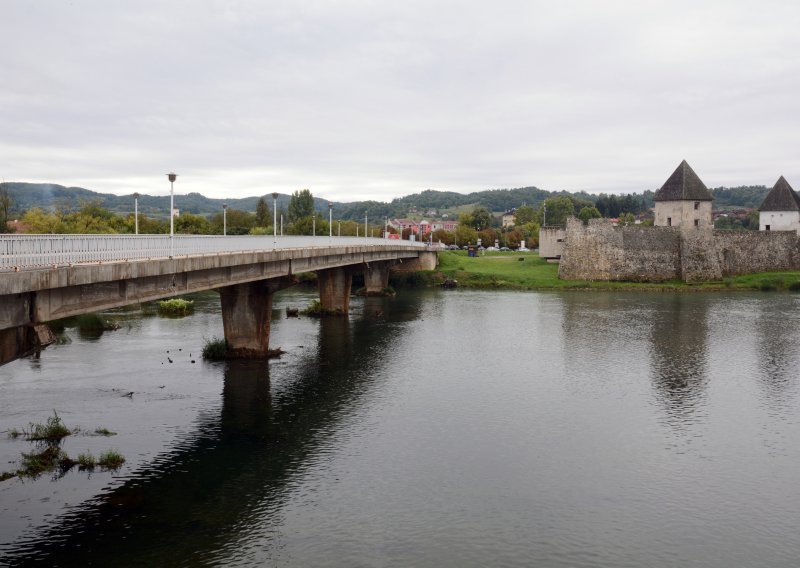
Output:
[558, 217, 800, 283]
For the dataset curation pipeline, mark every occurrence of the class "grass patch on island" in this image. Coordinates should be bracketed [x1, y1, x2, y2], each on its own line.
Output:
[157, 298, 194, 317]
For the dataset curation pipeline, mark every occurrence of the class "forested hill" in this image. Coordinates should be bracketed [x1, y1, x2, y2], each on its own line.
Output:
[1, 181, 770, 220]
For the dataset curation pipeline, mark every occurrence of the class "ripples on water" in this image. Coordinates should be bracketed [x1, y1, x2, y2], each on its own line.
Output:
[2, 289, 800, 566]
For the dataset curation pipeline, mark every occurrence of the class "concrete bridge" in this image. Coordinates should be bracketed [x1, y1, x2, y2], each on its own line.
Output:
[0, 234, 437, 365]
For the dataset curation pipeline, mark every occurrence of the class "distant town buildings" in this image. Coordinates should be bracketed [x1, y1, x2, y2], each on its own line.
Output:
[501, 209, 516, 228]
[389, 218, 458, 235]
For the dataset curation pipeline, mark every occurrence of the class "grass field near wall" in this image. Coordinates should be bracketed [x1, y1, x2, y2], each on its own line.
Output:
[429, 250, 800, 291]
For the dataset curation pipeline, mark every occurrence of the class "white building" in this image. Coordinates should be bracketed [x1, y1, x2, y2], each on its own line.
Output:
[653, 160, 713, 228]
[759, 176, 800, 232]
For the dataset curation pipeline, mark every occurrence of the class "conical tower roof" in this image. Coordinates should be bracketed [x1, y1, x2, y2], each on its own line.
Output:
[759, 176, 800, 212]
[654, 160, 713, 202]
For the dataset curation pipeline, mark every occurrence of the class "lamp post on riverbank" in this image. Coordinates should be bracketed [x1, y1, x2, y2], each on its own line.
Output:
[223, 204, 227, 236]
[166, 173, 177, 257]
[329, 203, 333, 240]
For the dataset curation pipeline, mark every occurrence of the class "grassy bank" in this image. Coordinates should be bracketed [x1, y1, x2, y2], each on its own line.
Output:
[429, 250, 800, 291]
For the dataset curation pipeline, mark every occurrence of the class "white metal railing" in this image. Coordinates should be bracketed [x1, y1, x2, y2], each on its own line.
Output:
[0, 234, 428, 271]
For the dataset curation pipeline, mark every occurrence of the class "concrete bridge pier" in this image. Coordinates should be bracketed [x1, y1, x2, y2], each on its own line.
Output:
[317, 267, 353, 314]
[363, 261, 393, 295]
[219, 277, 294, 358]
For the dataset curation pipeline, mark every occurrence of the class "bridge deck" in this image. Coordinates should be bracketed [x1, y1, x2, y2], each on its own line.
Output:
[0, 234, 427, 271]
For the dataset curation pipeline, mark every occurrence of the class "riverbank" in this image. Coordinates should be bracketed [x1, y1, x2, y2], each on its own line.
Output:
[416, 250, 800, 292]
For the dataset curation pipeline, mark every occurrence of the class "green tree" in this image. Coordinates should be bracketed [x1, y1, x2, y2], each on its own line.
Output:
[211, 209, 256, 235]
[578, 206, 602, 225]
[539, 197, 574, 226]
[514, 205, 535, 225]
[617, 212, 636, 226]
[469, 207, 493, 231]
[0, 182, 11, 232]
[288, 189, 315, 222]
[455, 224, 478, 245]
[255, 197, 270, 227]
[175, 213, 212, 234]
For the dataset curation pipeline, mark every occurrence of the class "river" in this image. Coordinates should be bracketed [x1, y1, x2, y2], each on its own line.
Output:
[2, 288, 800, 566]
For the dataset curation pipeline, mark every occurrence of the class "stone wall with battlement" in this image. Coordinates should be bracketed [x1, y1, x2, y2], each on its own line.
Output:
[559, 217, 800, 283]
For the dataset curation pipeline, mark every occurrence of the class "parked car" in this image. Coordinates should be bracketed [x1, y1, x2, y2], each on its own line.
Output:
[500, 247, 510, 251]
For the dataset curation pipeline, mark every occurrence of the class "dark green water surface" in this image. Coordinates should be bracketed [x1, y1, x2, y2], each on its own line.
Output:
[2, 289, 800, 566]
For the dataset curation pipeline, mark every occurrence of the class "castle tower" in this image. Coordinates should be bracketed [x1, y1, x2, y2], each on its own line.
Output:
[653, 160, 713, 228]
[758, 176, 800, 232]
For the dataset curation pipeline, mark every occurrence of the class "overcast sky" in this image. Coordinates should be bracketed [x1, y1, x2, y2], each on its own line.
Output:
[4, 0, 800, 202]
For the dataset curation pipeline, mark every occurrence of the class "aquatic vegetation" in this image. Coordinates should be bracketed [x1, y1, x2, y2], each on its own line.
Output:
[157, 298, 195, 317]
[76, 452, 97, 469]
[301, 300, 343, 317]
[93, 427, 117, 436]
[202, 337, 229, 360]
[98, 450, 125, 469]
[24, 411, 71, 442]
[1, 413, 125, 481]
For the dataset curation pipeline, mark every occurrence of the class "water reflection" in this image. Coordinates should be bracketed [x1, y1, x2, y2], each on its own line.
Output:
[2, 301, 404, 566]
[648, 295, 710, 429]
[754, 302, 799, 414]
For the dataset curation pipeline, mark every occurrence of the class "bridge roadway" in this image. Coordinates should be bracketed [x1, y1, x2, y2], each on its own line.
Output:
[0, 234, 437, 365]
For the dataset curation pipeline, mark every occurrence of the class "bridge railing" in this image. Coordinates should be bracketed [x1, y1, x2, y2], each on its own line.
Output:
[0, 234, 428, 270]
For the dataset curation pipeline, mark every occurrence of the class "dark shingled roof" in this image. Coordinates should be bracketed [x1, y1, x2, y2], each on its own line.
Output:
[654, 160, 713, 202]
[759, 176, 800, 212]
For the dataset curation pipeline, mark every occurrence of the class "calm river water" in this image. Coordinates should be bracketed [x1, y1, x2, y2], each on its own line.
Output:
[2, 288, 800, 566]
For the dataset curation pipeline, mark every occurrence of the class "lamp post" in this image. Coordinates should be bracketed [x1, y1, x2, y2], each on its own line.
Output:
[384, 216, 388, 239]
[133, 192, 139, 235]
[543, 203, 547, 227]
[166, 173, 177, 257]
[312, 214, 316, 236]
[328, 202, 333, 240]
[222, 204, 227, 236]
[364, 212, 368, 242]
[271, 192, 278, 246]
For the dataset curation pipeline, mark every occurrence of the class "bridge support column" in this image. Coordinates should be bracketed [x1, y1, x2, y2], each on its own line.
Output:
[363, 261, 393, 295]
[317, 267, 353, 314]
[219, 277, 293, 358]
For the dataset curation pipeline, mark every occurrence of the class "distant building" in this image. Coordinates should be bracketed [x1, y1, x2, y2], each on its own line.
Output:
[759, 176, 800, 232]
[502, 209, 516, 228]
[653, 160, 713, 228]
[390, 218, 458, 235]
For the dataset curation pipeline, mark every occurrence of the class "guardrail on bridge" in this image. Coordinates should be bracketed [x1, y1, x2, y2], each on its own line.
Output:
[0, 234, 428, 271]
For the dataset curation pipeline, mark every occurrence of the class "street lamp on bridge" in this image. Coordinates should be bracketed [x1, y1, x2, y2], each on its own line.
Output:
[166, 173, 177, 257]
[328, 202, 333, 240]
[133, 192, 139, 235]
[222, 204, 227, 236]
[271, 192, 278, 246]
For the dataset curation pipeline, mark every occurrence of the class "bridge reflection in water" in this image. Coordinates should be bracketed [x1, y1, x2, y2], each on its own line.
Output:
[3, 296, 419, 566]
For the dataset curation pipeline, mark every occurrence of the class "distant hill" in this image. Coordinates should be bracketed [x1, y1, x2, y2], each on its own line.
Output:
[1, 181, 771, 221]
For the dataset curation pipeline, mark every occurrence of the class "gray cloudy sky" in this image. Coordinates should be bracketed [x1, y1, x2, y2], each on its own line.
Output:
[4, 0, 800, 202]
